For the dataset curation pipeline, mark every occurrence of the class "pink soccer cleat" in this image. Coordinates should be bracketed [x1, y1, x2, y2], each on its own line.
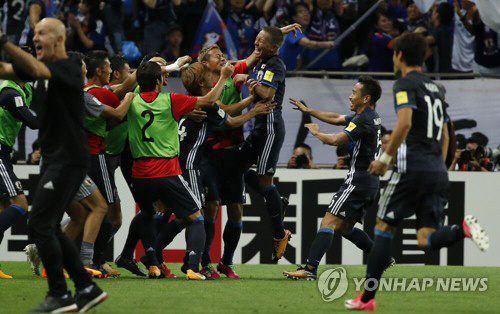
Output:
[463, 215, 489, 252]
[344, 294, 377, 311]
[217, 262, 240, 279]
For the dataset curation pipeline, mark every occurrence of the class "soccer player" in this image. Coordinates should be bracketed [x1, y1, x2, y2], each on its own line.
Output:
[0, 47, 39, 279]
[123, 61, 235, 280]
[241, 26, 291, 260]
[345, 33, 489, 311]
[151, 62, 274, 279]
[283, 76, 389, 280]
[0, 18, 107, 312]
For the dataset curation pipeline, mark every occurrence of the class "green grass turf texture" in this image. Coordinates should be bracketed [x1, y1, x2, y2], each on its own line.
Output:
[1, 262, 499, 313]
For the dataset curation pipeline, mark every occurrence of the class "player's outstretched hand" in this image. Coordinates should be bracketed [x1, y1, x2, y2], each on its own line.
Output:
[176, 55, 192, 68]
[186, 108, 207, 122]
[368, 160, 388, 176]
[149, 56, 167, 66]
[246, 79, 261, 92]
[304, 123, 320, 135]
[221, 63, 235, 78]
[280, 23, 302, 37]
[252, 101, 276, 115]
[233, 74, 248, 86]
[125, 92, 136, 100]
[289, 98, 309, 113]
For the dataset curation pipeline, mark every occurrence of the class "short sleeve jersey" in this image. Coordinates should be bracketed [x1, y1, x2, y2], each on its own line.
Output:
[179, 104, 228, 170]
[343, 108, 381, 188]
[393, 71, 448, 173]
[250, 55, 286, 130]
[32, 58, 89, 167]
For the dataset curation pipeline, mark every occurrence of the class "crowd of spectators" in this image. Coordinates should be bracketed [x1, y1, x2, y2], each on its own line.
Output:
[1, 0, 499, 73]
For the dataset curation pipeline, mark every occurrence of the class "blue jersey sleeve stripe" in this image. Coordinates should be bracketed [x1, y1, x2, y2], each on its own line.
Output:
[343, 130, 354, 141]
[259, 81, 278, 90]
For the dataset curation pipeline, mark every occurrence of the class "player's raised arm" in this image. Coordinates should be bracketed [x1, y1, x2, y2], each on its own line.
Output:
[224, 101, 275, 128]
[100, 92, 136, 121]
[195, 63, 234, 107]
[305, 123, 350, 146]
[0, 26, 52, 79]
[290, 98, 347, 125]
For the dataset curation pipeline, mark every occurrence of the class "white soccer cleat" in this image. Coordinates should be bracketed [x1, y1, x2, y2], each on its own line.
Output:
[463, 215, 489, 252]
[24, 244, 41, 276]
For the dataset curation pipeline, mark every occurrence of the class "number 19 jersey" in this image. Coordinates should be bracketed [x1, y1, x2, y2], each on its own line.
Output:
[393, 71, 447, 173]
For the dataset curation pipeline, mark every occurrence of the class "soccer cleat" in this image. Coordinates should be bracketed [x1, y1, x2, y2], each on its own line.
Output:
[0, 266, 13, 279]
[272, 229, 292, 261]
[101, 263, 120, 277]
[384, 257, 396, 272]
[84, 266, 103, 278]
[41, 268, 70, 279]
[160, 263, 177, 279]
[25, 244, 41, 276]
[115, 255, 147, 277]
[463, 215, 489, 252]
[148, 265, 161, 279]
[201, 264, 220, 279]
[283, 266, 317, 280]
[344, 294, 377, 311]
[30, 293, 78, 313]
[186, 269, 206, 280]
[217, 262, 240, 279]
[75, 283, 108, 313]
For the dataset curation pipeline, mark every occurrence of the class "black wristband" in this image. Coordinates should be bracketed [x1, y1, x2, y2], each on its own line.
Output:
[0, 34, 8, 48]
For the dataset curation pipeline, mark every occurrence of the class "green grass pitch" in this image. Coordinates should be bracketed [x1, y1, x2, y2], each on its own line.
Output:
[1, 262, 499, 313]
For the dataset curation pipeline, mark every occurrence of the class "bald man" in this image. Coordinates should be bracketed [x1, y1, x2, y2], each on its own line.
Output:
[0, 18, 108, 313]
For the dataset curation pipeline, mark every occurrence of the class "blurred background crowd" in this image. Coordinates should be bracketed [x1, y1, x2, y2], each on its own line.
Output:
[1, 0, 499, 73]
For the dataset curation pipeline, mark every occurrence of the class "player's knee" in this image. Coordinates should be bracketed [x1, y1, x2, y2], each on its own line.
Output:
[187, 210, 203, 222]
[203, 201, 219, 218]
[416, 228, 435, 249]
[257, 175, 274, 187]
[375, 218, 396, 233]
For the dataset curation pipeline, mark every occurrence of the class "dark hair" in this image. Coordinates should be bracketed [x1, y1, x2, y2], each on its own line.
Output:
[357, 76, 381, 105]
[84, 50, 108, 79]
[436, 2, 454, 26]
[392, 32, 427, 67]
[289, 2, 309, 18]
[140, 52, 161, 67]
[295, 143, 312, 152]
[67, 51, 85, 66]
[81, 0, 101, 19]
[32, 139, 40, 151]
[166, 23, 183, 36]
[137, 61, 162, 92]
[109, 55, 128, 74]
[263, 26, 284, 47]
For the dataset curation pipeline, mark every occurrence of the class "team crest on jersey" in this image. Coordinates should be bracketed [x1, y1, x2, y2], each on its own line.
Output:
[345, 122, 357, 132]
[396, 91, 409, 105]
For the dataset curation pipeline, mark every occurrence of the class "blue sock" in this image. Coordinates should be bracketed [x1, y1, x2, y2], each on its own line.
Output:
[362, 230, 393, 303]
[428, 225, 464, 250]
[186, 217, 206, 272]
[262, 185, 285, 239]
[201, 217, 216, 266]
[221, 221, 242, 265]
[306, 228, 334, 269]
[155, 219, 183, 263]
[0, 204, 27, 244]
[344, 227, 374, 253]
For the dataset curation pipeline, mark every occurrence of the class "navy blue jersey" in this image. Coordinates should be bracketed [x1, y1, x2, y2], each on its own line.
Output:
[393, 71, 447, 173]
[2, 0, 30, 38]
[249, 55, 286, 131]
[343, 108, 381, 188]
[178, 104, 227, 170]
[18, 0, 47, 47]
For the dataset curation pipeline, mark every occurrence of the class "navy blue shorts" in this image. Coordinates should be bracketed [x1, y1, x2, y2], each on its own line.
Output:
[201, 147, 245, 205]
[0, 156, 23, 198]
[88, 154, 116, 204]
[240, 126, 285, 176]
[377, 171, 448, 229]
[132, 175, 201, 218]
[328, 183, 379, 222]
[181, 168, 204, 207]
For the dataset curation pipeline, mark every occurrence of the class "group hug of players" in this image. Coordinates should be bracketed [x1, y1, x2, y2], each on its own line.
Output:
[0, 16, 490, 312]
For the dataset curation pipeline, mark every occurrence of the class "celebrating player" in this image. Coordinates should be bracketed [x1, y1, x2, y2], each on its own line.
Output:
[0, 18, 108, 312]
[0, 46, 39, 279]
[241, 26, 290, 260]
[284, 76, 393, 280]
[345, 33, 489, 311]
